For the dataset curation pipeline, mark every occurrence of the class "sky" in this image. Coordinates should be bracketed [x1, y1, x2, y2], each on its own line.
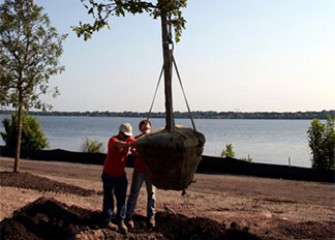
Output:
[30, 0, 335, 112]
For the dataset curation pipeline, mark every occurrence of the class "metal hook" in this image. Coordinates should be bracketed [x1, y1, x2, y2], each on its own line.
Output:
[167, 12, 174, 51]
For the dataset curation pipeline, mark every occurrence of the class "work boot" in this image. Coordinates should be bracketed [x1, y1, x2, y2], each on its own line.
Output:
[148, 216, 156, 228]
[103, 222, 119, 231]
[126, 219, 135, 229]
[119, 220, 128, 234]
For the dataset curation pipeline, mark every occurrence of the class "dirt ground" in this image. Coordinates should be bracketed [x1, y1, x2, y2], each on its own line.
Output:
[0, 157, 334, 239]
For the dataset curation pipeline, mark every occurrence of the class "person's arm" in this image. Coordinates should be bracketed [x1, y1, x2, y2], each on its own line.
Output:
[112, 140, 129, 148]
[109, 137, 130, 154]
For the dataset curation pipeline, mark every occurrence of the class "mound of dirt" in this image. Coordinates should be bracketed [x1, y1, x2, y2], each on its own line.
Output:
[0, 172, 98, 196]
[1, 197, 260, 240]
[1, 168, 334, 239]
[277, 220, 335, 240]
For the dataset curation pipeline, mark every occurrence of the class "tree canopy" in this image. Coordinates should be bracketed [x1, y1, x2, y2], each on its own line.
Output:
[0, 0, 67, 111]
[73, 0, 187, 42]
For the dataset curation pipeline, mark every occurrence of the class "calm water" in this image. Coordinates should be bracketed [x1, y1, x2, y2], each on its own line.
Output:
[0, 115, 313, 168]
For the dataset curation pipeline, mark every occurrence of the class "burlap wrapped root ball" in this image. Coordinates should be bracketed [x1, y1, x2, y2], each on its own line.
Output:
[133, 126, 205, 190]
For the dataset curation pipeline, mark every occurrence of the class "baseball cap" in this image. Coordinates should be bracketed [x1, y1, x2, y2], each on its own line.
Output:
[119, 123, 133, 136]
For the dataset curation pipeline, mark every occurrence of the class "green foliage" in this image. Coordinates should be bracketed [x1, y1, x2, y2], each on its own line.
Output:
[221, 143, 252, 162]
[240, 154, 253, 163]
[221, 144, 235, 158]
[82, 137, 103, 153]
[0, 0, 67, 110]
[323, 116, 335, 169]
[73, 0, 187, 42]
[0, 113, 49, 150]
[307, 115, 335, 170]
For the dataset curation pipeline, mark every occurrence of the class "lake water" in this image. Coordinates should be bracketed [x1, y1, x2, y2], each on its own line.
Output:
[0, 115, 314, 168]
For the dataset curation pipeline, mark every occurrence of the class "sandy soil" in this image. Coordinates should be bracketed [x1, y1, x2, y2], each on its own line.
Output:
[0, 157, 334, 239]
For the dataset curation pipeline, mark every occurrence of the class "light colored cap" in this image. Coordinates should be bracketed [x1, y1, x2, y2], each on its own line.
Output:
[119, 122, 133, 136]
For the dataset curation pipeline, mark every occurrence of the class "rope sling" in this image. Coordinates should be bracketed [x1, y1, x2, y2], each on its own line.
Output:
[146, 55, 196, 131]
[133, 12, 206, 191]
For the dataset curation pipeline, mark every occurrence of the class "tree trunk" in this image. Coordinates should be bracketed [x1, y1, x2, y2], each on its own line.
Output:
[13, 93, 23, 173]
[160, 12, 174, 131]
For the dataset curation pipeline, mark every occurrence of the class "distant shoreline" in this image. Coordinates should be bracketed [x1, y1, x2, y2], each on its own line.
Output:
[1, 110, 334, 120]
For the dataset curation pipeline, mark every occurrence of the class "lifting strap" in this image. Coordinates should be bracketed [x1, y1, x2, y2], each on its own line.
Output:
[146, 65, 164, 122]
[146, 53, 196, 131]
[172, 54, 196, 131]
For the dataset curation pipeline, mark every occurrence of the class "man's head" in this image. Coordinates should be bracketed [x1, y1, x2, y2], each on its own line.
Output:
[119, 122, 133, 139]
[139, 119, 152, 134]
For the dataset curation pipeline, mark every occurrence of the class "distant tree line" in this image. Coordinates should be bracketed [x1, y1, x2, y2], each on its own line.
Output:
[1, 110, 334, 120]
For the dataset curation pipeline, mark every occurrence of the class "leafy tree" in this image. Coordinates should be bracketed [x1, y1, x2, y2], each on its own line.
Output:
[307, 115, 335, 170]
[221, 144, 235, 158]
[0, 0, 67, 172]
[1, 113, 49, 150]
[82, 137, 103, 153]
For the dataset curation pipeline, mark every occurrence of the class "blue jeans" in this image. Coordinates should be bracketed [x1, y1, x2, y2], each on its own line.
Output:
[126, 172, 156, 220]
[101, 172, 128, 224]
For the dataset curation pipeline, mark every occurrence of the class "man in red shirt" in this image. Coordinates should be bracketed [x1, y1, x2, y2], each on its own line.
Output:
[126, 119, 156, 229]
[102, 122, 134, 233]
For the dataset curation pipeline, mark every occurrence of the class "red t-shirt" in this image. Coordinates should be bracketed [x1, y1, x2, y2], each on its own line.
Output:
[103, 136, 135, 177]
[134, 134, 148, 173]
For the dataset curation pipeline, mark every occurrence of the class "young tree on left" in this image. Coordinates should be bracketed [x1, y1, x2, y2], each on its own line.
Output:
[0, 0, 67, 172]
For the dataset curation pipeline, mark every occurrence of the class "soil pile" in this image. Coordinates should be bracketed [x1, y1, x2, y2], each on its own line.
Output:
[1, 170, 334, 239]
[0, 172, 98, 196]
[1, 197, 260, 240]
[0, 172, 260, 239]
